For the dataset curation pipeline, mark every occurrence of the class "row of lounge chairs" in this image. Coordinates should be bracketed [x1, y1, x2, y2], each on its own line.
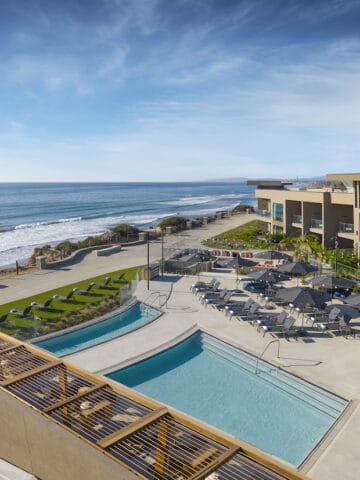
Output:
[191, 278, 299, 339]
[191, 276, 359, 339]
[0, 273, 127, 322]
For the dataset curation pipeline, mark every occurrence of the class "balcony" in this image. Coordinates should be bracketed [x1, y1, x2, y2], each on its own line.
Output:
[292, 214, 302, 224]
[339, 222, 354, 234]
[311, 219, 323, 229]
[256, 209, 271, 218]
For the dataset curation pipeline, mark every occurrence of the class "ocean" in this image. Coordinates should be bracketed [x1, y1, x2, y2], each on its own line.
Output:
[0, 182, 255, 268]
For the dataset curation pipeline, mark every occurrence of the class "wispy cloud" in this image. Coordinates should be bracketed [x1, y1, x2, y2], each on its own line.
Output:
[0, 0, 360, 180]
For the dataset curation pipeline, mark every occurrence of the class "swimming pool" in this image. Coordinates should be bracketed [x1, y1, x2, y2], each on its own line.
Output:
[108, 332, 347, 466]
[35, 302, 161, 357]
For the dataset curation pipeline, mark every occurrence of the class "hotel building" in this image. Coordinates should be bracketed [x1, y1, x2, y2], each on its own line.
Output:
[248, 173, 360, 256]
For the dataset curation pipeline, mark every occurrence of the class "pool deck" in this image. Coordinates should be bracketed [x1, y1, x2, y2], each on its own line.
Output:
[65, 273, 360, 480]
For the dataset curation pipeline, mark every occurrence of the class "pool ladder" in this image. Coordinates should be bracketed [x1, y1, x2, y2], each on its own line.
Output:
[142, 291, 168, 314]
[255, 339, 280, 375]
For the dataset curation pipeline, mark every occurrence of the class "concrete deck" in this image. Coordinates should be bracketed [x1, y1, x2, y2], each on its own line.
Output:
[66, 273, 360, 480]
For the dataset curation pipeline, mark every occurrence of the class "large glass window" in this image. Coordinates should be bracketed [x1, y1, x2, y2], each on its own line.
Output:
[273, 225, 283, 234]
[272, 203, 283, 221]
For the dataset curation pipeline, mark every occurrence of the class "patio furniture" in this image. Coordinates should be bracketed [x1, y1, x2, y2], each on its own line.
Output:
[260, 315, 297, 339]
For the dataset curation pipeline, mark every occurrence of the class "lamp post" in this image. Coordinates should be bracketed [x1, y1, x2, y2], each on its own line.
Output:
[161, 228, 165, 277]
[334, 237, 339, 276]
[147, 232, 150, 291]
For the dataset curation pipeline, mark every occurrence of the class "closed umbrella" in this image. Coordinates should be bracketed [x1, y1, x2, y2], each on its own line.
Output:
[248, 269, 289, 283]
[277, 262, 318, 276]
[232, 255, 257, 268]
[275, 287, 331, 308]
[311, 275, 355, 290]
[255, 250, 292, 260]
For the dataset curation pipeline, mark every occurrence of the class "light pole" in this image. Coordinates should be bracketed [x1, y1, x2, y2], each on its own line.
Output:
[147, 232, 150, 291]
[161, 228, 165, 277]
[334, 237, 339, 276]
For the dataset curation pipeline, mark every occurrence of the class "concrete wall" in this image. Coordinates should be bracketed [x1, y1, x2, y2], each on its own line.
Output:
[0, 390, 139, 480]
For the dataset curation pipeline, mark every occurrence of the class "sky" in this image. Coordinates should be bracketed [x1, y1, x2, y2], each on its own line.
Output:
[0, 0, 360, 182]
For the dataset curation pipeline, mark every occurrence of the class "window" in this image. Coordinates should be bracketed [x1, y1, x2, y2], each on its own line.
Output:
[272, 203, 283, 221]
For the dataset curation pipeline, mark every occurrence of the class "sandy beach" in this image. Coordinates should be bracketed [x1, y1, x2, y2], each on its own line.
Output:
[0, 213, 257, 305]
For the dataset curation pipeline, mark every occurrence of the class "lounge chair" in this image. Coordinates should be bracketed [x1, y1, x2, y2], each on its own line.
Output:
[260, 315, 297, 338]
[190, 277, 217, 293]
[205, 291, 233, 308]
[30, 299, 53, 310]
[10, 305, 33, 317]
[255, 310, 288, 331]
[338, 317, 356, 337]
[225, 298, 254, 317]
[107, 273, 126, 283]
[200, 288, 228, 304]
[52, 290, 77, 302]
[194, 280, 220, 296]
[237, 302, 261, 322]
[229, 302, 260, 321]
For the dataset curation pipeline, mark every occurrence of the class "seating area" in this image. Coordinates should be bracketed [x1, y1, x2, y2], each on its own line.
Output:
[190, 273, 360, 341]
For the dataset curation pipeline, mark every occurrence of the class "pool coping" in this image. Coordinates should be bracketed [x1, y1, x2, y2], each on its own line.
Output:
[98, 323, 200, 376]
[29, 298, 163, 356]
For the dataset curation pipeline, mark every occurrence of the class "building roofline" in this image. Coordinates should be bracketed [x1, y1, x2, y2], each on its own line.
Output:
[247, 180, 293, 188]
[326, 173, 360, 182]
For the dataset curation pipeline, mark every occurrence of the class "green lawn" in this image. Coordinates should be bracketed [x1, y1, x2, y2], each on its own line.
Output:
[202, 220, 272, 250]
[0, 266, 139, 338]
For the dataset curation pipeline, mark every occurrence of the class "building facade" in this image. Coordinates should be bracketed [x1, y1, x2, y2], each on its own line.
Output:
[248, 173, 360, 256]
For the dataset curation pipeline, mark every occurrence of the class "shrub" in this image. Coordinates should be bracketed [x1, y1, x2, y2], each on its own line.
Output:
[231, 204, 254, 214]
[158, 216, 188, 230]
[110, 223, 139, 237]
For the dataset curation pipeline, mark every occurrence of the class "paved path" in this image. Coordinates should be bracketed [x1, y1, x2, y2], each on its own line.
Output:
[0, 214, 256, 305]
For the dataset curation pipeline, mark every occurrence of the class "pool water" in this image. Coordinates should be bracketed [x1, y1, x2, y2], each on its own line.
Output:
[35, 303, 160, 357]
[108, 332, 347, 466]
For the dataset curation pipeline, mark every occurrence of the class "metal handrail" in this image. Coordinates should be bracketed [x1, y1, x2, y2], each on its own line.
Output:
[143, 290, 161, 304]
[255, 339, 280, 374]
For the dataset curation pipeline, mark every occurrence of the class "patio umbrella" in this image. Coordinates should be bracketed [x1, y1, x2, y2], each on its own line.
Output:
[311, 275, 356, 290]
[277, 262, 318, 276]
[325, 305, 360, 324]
[274, 286, 331, 308]
[232, 255, 257, 268]
[254, 250, 292, 260]
[248, 269, 289, 283]
[344, 294, 360, 308]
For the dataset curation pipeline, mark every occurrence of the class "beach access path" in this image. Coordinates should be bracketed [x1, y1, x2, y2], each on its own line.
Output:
[0, 213, 256, 305]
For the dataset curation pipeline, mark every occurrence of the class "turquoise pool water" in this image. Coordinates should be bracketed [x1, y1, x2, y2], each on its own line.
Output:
[35, 303, 160, 357]
[108, 332, 347, 466]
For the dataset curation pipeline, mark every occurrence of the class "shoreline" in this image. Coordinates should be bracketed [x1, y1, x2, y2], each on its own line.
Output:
[0, 213, 257, 306]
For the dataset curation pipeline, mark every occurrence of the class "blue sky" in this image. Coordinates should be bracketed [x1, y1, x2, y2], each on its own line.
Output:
[1, 0, 360, 181]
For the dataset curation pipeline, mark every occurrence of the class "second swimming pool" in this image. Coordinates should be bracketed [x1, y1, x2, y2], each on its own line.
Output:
[108, 332, 348, 466]
[35, 302, 160, 356]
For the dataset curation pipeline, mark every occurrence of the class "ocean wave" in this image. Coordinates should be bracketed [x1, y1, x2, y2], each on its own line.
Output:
[161, 193, 247, 207]
[14, 217, 82, 230]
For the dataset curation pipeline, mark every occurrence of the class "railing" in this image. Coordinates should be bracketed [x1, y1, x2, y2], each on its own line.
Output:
[311, 218, 323, 229]
[339, 222, 354, 234]
[292, 214, 302, 224]
[256, 209, 271, 218]
[255, 339, 280, 374]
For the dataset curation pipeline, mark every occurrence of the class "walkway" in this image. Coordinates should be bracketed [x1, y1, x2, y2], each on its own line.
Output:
[0, 214, 256, 305]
